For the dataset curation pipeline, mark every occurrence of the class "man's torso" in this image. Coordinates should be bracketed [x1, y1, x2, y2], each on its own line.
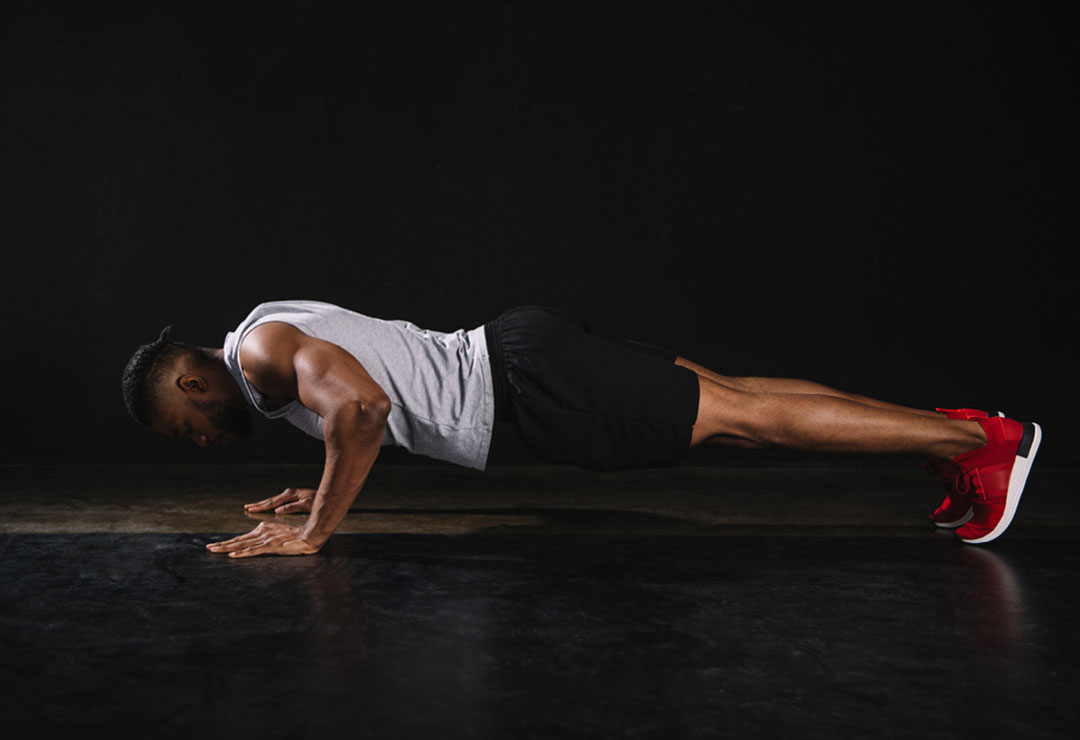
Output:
[222, 299, 496, 470]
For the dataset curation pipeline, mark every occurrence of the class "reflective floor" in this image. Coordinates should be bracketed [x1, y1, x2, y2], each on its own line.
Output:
[2, 465, 1077, 738]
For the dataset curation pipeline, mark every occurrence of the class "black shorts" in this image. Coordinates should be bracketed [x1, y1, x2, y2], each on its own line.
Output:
[483, 305, 700, 472]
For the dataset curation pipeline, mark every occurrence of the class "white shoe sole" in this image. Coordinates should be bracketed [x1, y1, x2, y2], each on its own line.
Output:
[960, 422, 1042, 544]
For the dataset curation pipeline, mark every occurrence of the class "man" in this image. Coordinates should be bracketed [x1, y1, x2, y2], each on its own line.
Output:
[121, 300, 1041, 558]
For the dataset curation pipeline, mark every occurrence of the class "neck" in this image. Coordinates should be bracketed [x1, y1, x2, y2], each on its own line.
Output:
[206, 348, 246, 401]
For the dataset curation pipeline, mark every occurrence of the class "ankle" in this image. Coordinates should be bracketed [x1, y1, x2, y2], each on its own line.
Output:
[943, 420, 989, 459]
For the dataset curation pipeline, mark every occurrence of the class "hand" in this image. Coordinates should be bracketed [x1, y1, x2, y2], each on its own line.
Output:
[206, 521, 322, 558]
[244, 487, 317, 514]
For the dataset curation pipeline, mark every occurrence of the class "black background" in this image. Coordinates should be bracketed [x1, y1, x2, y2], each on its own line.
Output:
[3, 1, 1073, 467]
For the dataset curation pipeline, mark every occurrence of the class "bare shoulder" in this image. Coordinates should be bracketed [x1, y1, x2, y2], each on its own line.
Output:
[238, 322, 304, 401]
[238, 320, 391, 418]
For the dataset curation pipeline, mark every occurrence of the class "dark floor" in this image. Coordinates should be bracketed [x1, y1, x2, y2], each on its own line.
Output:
[2, 465, 1077, 739]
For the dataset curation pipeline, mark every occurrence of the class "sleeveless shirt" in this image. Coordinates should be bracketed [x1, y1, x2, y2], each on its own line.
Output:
[222, 300, 495, 470]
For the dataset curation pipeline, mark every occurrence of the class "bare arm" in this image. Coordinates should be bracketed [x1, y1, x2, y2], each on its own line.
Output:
[300, 400, 386, 547]
[206, 322, 392, 558]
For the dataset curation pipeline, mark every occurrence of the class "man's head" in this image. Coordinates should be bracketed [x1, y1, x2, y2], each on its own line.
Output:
[121, 325, 254, 446]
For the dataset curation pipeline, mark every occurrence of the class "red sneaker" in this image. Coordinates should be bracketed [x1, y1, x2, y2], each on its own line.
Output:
[950, 416, 1042, 544]
[926, 409, 1002, 528]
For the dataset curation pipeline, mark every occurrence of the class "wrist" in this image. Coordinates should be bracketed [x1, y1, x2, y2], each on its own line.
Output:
[300, 519, 333, 547]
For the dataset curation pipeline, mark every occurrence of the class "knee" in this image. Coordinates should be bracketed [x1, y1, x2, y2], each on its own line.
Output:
[720, 390, 775, 441]
[695, 378, 768, 441]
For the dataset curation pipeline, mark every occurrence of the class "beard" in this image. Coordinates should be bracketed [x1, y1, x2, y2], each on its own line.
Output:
[191, 397, 255, 441]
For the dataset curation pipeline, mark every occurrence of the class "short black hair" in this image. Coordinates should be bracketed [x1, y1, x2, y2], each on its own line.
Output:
[121, 325, 215, 428]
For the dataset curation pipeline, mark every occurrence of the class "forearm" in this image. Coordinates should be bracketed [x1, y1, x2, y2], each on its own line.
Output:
[300, 404, 388, 546]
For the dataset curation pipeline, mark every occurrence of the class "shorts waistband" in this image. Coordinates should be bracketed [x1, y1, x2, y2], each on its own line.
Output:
[483, 319, 512, 422]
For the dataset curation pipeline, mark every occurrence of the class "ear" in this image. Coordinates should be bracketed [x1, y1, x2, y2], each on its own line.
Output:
[176, 373, 208, 393]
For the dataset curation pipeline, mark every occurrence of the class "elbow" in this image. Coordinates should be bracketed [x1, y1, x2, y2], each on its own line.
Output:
[355, 394, 392, 425]
[365, 395, 393, 421]
[330, 397, 392, 431]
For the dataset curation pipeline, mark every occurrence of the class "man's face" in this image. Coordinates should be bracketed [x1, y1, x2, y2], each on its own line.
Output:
[154, 396, 254, 447]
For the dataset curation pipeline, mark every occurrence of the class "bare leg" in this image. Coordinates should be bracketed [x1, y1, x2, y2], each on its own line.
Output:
[675, 357, 986, 458]
[675, 356, 943, 418]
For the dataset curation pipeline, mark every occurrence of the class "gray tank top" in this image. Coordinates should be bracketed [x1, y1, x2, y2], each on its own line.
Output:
[222, 300, 495, 470]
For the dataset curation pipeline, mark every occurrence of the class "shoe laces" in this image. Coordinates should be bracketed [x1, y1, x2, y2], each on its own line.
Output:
[955, 469, 987, 501]
[925, 458, 965, 497]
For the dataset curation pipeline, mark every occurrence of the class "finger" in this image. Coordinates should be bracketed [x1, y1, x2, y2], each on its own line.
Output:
[247, 489, 302, 508]
[208, 539, 255, 552]
[245, 490, 299, 511]
[228, 538, 279, 558]
[207, 523, 267, 545]
[274, 501, 312, 514]
[206, 534, 246, 549]
[229, 544, 267, 558]
[206, 530, 265, 551]
[229, 537, 317, 558]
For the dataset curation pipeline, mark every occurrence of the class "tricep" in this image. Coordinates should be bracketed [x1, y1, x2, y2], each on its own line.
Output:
[240, 322, 392, 421]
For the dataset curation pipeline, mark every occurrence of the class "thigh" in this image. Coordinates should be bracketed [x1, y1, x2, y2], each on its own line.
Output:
[578, 320, 680, 363]
[491, 305, 700, 471]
